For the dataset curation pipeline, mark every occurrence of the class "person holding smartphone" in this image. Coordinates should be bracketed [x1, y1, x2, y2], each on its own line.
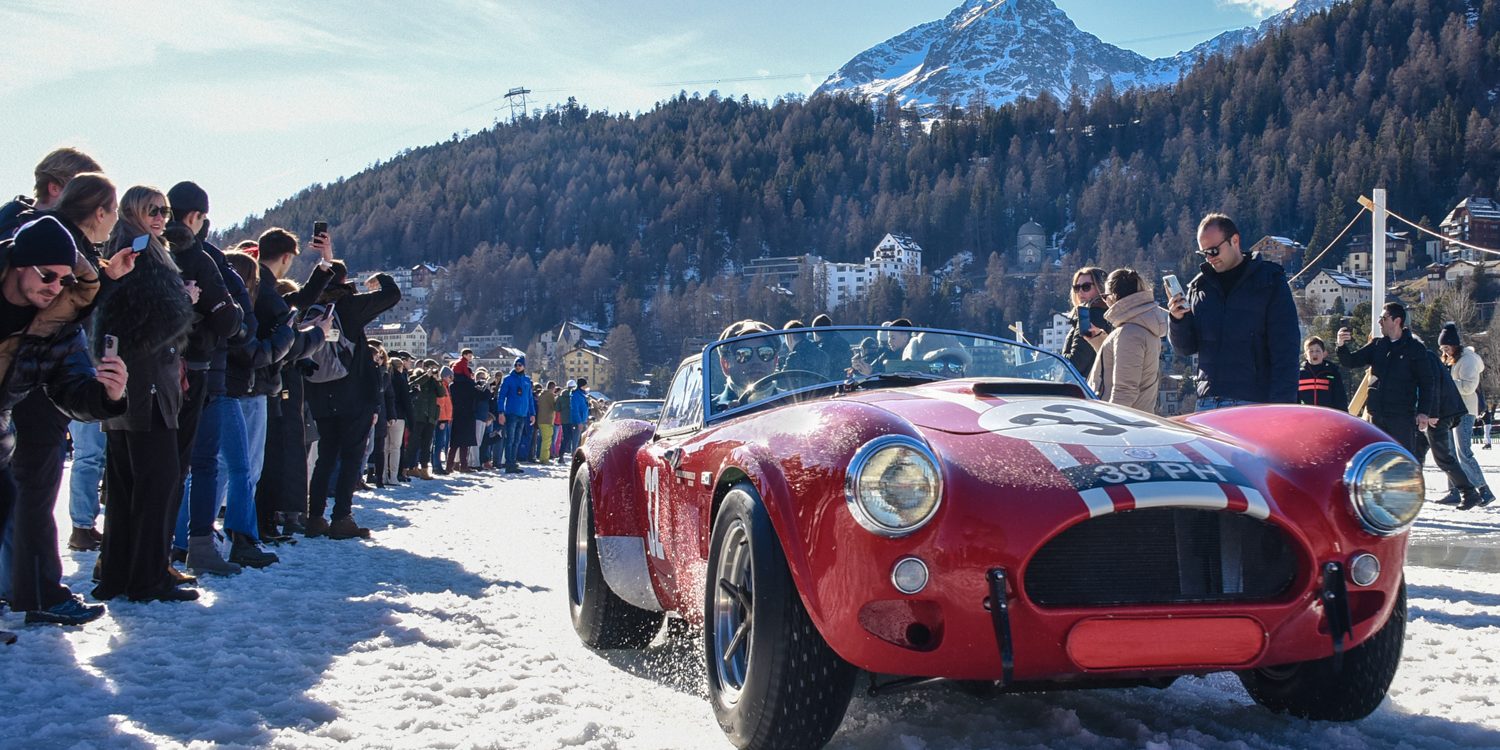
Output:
[1063, 266, 1111, 379]
[1168, 213, 1300, 410]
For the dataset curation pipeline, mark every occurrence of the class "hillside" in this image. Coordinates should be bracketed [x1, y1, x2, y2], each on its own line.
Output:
[224, 0, 1500, 369]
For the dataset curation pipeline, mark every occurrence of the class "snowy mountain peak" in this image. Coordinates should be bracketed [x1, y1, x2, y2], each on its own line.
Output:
[817, 0, 1340, 109]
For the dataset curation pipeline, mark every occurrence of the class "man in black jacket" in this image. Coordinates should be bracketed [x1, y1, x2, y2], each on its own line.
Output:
[1168, 214, 1300, 409]
[1337, 302, 1436, 456]
[0, 218, 127, 638]
[163, 182, 246, 576]
[305, 262, 400, 540]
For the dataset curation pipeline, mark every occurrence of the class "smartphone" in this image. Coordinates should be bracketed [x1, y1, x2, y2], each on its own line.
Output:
[130, 235, 150, 253]
[1163, 274, 1184, 301]
[102, 334, 118, 359]
[1076, 305, 1092, 332]
[326, 326, 340, 343]
[313, 220, 328, 238]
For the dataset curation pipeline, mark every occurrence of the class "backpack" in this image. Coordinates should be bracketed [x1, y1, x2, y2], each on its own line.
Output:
[305, 311, 354, 383]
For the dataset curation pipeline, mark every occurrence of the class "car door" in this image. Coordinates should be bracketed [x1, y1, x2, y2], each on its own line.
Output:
[641, 358, 705, 610]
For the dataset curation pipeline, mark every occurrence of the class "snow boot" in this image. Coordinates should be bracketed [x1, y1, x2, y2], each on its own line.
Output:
[1481, 486, 1496, 507]
[1, 629, 15, 645]
[228, 532, 279, 568]
[327, 515, 371, 540]
[1436, 489, 1462, 505]
[166, 566, 197, 587]
[186, 535, 242, 576]
[67, 527, 101, 551]
[304, 515, 330, 538]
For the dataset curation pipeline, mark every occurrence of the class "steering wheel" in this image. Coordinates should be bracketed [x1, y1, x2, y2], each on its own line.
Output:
[736, 370, 827, 407]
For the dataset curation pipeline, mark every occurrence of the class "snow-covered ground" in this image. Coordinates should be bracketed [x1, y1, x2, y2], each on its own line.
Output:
[3, 447, 1499, 749]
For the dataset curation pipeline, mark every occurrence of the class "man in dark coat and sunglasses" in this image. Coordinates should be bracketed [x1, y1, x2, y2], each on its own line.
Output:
[1167, 213, 1299, 410]
[711, 320, 776, 413]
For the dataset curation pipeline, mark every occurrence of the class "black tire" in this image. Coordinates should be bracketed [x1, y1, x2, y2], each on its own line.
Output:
[568, 464, 664, 649]
[1238, 582, 1406, 721]
[704, 484, 856, 750]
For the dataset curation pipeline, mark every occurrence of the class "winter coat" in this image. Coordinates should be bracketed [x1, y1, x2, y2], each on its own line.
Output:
[1062, 299, 1112, 380]
[1425, 348, 1467, 421]
[408, 370, 441, 424]
[568, 388, 589, 425]
[253, 262, 332, 400]
[0, 196, 36, 238]
[448, 373, 479, 447]
[782, 338, 831, 378]
[376, 362, 394, 421]
[164, 224, 242, 371]
[0, 242, 125, 467]
[391, 368, 412, 421]
[1337, 329, 1436, 418]
[814, 330, 854, 379]
[1450, 346, 1485, 416]
[1087, 291, 1167, 413]
[304, 274, 400, 419]
[1167, 254, 1300, 404]
[437, 384, 452, 423]
[227, 277, 295, 398]
[1297, 360, 1348, 411]
[555, 389, 572, 424]
[537, 389, 558, 422]
[497, 370, 535, 416]
[98, 243, 196, 432]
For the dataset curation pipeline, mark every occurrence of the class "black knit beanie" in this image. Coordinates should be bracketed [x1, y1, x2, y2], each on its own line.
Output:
[8, 216, 78, 268]
[1439, 322, 1461, 348]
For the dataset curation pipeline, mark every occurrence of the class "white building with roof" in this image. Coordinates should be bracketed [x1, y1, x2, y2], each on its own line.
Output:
[1038, 312, 1071, 355]
[365, 323, 428, 356]
[820, 233, 923, 310]
[1305, 270, 1372, 314]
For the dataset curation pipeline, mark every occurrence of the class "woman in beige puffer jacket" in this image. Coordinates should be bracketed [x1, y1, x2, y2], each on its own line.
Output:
[1088, 269, 1169, 413]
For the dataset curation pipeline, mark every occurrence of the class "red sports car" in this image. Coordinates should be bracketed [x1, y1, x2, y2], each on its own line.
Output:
[566, 326, 1421, 750]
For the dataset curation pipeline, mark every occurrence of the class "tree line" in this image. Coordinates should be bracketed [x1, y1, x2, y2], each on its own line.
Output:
[223, 0, 1500, 376]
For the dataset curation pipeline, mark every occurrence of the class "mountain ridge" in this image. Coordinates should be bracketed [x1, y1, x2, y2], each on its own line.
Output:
[815, 0, 1339, 107]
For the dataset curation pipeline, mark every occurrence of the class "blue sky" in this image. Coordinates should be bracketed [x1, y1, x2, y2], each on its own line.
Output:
[0, 0, 1289, 227]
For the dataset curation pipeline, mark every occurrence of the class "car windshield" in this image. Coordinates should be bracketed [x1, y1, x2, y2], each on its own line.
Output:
[704, 325, 1083, 419]
[607, 401, 663, 421]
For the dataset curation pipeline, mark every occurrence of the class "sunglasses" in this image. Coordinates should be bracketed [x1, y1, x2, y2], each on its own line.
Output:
[1071, 281, 1095, 292]
[926, 361, 966, 375]
[1196, 239, 1230, 258]
[147, 205, 173, 219]
[730, 345, 777, 364]
[32, 267, 78, 288]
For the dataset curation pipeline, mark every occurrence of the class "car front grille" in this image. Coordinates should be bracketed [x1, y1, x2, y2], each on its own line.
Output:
[1024, 508, 1299, 607]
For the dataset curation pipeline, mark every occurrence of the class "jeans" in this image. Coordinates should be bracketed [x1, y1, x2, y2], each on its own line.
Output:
[68, 420, 106, 529]
[1452, 413, 1486, 489]
[503, 416, 528, 467]
[433, 422, 450, 471]
[221, 395, 268, 539]
[176, 394, 240, 548]
[1196, 396, 1256, 411]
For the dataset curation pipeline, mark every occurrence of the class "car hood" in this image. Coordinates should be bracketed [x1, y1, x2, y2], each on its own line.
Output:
[842, 380, 1274, 519]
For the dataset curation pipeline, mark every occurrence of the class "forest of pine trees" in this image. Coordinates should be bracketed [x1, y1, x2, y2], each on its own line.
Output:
[223, 0, 1500, 376]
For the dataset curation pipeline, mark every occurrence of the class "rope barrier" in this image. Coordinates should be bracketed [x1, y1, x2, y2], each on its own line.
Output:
[1357, 194, 1500, 259]
[1288, 206, 1369, 283]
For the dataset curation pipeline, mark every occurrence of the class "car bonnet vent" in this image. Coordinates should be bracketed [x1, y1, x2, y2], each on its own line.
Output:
[971, 380, 1087, 399]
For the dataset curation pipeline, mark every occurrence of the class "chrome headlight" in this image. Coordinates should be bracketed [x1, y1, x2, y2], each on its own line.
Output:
[845, 435, 942, 536]
[1344, 444, 1424, 536]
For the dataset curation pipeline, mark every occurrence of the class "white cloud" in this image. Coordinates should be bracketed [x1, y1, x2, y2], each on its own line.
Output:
[1216, 0, 1296, 17]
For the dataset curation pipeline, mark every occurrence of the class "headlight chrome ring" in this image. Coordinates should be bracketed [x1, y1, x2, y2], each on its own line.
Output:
[1344, 443, 1424, 536]
[845, 434, 943, 537]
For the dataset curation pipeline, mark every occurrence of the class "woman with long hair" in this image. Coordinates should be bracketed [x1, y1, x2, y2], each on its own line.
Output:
[94, 186, 198, 603]
[1062, 266, 1111, 379]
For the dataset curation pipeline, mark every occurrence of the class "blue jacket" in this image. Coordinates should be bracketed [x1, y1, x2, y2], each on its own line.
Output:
[1167, 254, 1299, 404]
[568, 389, 589, 425]
[497, 371, 535, 416]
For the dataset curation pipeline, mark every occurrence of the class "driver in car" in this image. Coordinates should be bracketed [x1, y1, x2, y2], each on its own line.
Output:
[712, 320, 777, 413]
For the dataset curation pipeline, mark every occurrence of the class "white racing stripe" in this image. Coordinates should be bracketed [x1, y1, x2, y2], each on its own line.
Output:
[1034, 442, 1083, 470]
[1187, 440, 1234, 466]
[1077, 487, 1116, 517]
[1240, 486, 1271, 519]
[915, 388, 994, 415]
[1087, 444, 1193, 464]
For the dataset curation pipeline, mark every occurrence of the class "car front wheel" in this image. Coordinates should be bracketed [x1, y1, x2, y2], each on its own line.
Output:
[1238, 581, 1406, 721]
[705, 484, 856, 750]
[568, 464, 664, 649]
